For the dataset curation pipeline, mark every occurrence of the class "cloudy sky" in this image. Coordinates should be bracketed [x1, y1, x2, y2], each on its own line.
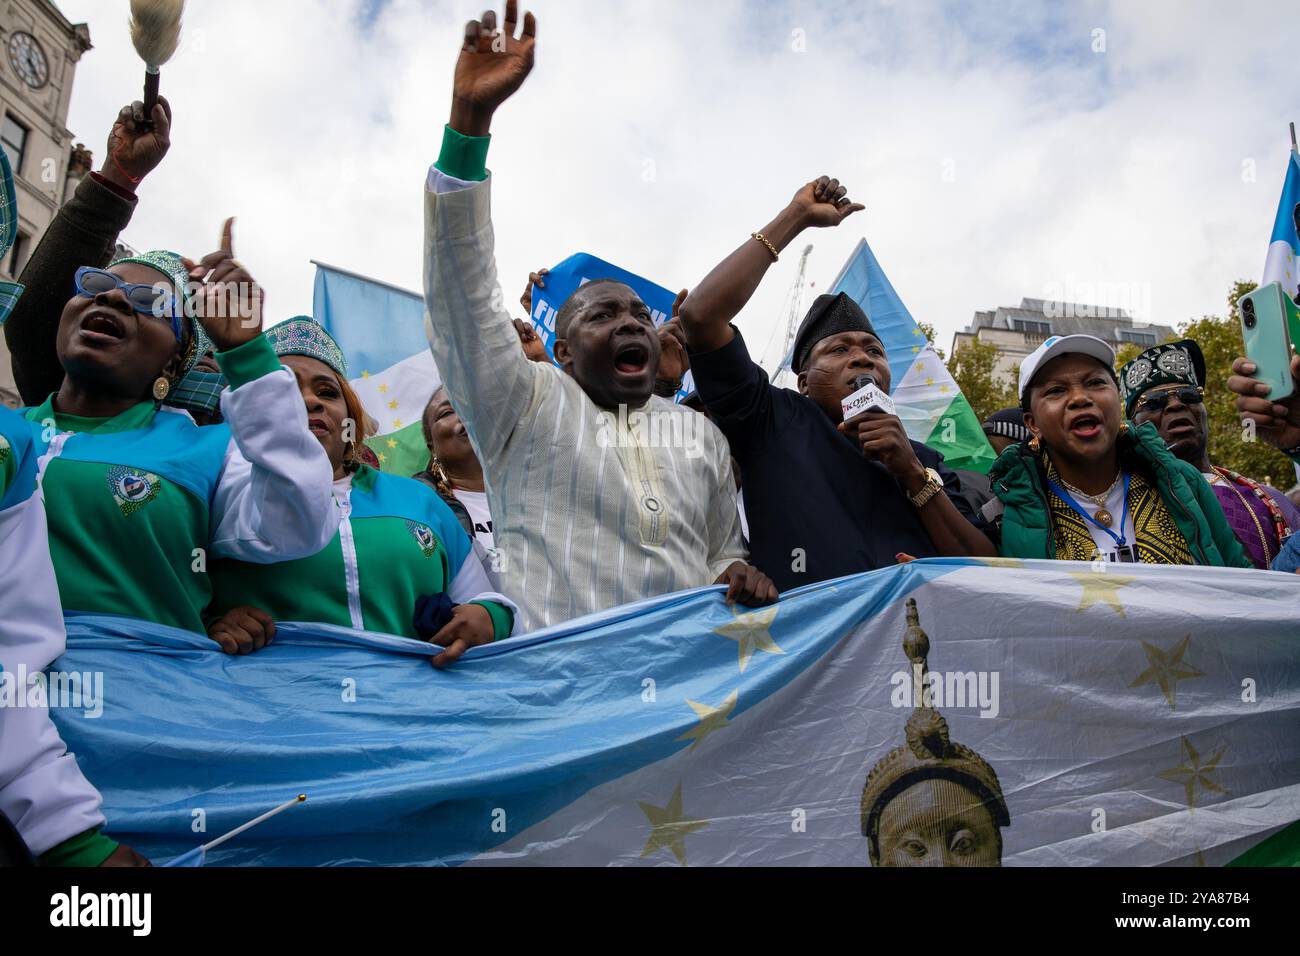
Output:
[51, 0, 1300, 363]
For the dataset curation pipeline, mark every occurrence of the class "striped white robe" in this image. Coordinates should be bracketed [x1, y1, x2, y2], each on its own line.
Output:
[423, 171, 746, 634]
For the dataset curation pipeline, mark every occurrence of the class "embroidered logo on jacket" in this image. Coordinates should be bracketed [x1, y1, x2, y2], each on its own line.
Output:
[406, 520, 438, 558]
[107, 466, 162, 517]
[0, 434, 9, 469]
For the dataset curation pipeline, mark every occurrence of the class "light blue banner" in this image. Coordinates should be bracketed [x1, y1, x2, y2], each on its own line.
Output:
[46, 560, 1300, 867]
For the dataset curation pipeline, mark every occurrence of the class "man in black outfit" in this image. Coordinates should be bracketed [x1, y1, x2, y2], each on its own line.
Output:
[678, 176, 995, 592]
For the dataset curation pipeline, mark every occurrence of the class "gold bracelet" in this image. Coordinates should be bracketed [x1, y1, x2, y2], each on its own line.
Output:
[751, 232, 779, 262]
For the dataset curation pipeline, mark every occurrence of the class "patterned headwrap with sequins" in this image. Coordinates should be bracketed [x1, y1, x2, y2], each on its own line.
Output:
[0, 148, 25, 324]
[265, 316, 349, 378]
[109, 249, 200, 376]
[1118, 339, 1206, 418]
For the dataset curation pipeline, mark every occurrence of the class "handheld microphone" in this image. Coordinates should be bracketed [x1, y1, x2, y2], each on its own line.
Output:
[841, 374, 896, 420]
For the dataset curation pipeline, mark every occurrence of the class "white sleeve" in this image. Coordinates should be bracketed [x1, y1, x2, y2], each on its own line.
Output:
[423, 170, 548, 465]
[447, 549, 518, 639]
[209, 362, 340, 563]
[706, 437, 749, 580]
[0, 495, 105, 855]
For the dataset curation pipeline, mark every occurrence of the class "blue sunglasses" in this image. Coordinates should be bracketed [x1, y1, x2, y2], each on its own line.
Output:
[74, 266, 182, 343]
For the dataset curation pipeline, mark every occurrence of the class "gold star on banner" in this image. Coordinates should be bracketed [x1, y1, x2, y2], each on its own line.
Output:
[912, 345, 921, 354]
[392, 419, 403, 430]
[913, 327, 923, 337]
[388, 400, 399, 410]
[639, 783, 708, 865]
[377, 452, 387, 463]
[1069, 571, 1137, 618]
[676, 690, 739, 751]
[1128, 634, 1205, 711]
[713, 606, 784, 673]
[362, 371, 371, 379]
[925, 378, 935, 387]
[386, 439, 398, 450]
[939, 384, 951, 394]
[378, 383, 389, 394]
[1157, 736, 1228, 809]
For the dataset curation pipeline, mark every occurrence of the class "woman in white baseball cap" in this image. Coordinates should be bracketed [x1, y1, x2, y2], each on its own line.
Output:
[984, 334, 1249, 567]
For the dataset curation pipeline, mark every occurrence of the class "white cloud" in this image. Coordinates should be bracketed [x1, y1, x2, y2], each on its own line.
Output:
[52, 0, 1300, 362]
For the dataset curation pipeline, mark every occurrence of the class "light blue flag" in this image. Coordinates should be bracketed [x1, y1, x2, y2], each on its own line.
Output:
[312, 261, 426, 377]
[1262, 152, 1300, 299]
[312, 262, 440, 475]
[529, 253, 693, 402]
[820, 240, 996, 472]
[48, 561, 1300, 867]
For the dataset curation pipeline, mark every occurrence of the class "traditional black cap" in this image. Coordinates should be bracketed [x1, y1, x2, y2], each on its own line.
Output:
[1118, 339, 1207, 417]
[982, 407, 1030, 444]
[791, 292, 877, 374]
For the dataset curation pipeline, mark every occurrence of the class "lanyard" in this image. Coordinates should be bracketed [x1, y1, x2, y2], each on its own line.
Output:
[1047, 473, 1132, 549]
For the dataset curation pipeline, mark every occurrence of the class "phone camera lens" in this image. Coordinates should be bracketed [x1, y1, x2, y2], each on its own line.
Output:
[1243, 299, 1256, 329]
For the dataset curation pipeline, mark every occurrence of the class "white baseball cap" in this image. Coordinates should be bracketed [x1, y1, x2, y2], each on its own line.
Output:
[1018, 334, 1117, 401]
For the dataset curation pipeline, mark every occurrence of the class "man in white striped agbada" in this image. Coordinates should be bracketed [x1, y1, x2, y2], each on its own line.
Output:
[422, 3, 776, 634]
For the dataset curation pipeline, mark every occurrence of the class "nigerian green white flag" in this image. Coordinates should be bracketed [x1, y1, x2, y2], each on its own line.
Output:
[313, 262, 440, 478]
[824, 239, 996, 474]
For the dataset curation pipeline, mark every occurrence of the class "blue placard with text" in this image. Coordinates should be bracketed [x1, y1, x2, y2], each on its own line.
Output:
[528, 253, 693, 402]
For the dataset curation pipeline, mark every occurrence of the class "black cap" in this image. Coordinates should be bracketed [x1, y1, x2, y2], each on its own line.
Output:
[982, 407, 1030, 444]
[791, 292, 877, 374]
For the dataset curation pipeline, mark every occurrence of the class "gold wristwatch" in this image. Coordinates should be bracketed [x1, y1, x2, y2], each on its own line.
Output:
[908, 467, 944, 509]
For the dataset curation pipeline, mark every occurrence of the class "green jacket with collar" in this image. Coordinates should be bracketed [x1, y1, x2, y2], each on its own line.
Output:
[987, 421, 1252, 568]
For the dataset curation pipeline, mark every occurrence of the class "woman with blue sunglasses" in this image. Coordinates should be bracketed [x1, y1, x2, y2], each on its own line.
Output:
[18, 222, 339, 635]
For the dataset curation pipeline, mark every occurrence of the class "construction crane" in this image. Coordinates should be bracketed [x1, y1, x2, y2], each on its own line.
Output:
[758, 243, 814, 386]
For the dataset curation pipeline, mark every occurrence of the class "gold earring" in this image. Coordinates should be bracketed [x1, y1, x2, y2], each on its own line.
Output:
[152, 377, 171, 401]
[1029, 436, 1041, 452]
[431, 456, 451, 488]
[1119, 422, 1130, 436]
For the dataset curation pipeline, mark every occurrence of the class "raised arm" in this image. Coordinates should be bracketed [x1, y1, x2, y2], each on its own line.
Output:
[186, 221, 337, 563]
[4, 98, 173, 405]
[1228, 354, 1300, 465]
[678, 177, 864, 354]
[423, 2, 543, 464]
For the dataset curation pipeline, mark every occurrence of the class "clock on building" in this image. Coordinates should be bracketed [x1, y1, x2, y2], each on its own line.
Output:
[7, 31, 49, 90]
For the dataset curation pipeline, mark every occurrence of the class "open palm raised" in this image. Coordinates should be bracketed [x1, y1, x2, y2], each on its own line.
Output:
[451, 1, 537, 135]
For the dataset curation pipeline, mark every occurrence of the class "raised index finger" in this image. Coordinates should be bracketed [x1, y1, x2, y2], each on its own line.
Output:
[220, 217, 235, 257]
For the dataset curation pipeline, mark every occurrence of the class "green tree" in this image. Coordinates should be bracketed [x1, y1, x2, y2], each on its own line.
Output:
[947, 335, 1018, 424]
[916, 321, 943, 360]
[1117, 279, 1292, 486]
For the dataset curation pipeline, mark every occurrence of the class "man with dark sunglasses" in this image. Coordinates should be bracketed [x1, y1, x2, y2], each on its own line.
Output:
[1120, 339, 1299, 569]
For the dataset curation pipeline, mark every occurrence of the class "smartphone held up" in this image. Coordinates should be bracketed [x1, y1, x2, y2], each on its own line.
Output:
[1238, 281, 1300, 401]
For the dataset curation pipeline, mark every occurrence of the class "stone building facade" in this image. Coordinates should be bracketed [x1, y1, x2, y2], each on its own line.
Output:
[0, 0, 91, 406]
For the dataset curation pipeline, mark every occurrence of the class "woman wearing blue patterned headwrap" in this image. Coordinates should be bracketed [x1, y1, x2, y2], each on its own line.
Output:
[208, 317, 516, 666]
[16, 229, 339, 635]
